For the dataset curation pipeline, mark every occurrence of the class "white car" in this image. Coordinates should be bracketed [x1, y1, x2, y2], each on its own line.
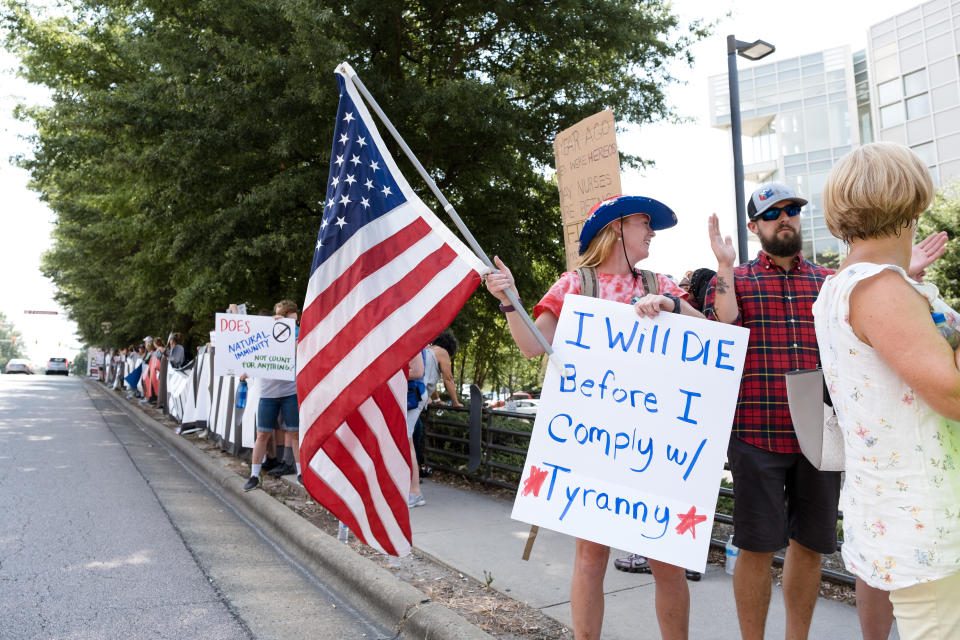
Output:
[511, 399, 540, 415]
[46, 357, 69, 375]
[5, 359, 34, 374]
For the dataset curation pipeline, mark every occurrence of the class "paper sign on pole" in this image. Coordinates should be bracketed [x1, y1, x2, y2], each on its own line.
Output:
[512, 296, 749, 571]
[212, 313, 297, 381]
[553, 110, 622, 271]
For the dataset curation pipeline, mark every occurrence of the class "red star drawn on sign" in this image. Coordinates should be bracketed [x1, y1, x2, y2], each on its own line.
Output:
[675, 505, 707, 539]
[521, 466, 549, 497]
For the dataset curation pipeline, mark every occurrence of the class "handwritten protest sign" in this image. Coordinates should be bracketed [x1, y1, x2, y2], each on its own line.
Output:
[512, 295, 749, 571]
[213, 313, 297, 381]
[553, 110, 622, 271]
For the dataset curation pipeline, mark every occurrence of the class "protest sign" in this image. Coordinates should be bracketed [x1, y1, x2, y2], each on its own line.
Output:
[212, 313, 297, 381]
[553, 110, 621, 270]
[512, 295, 749, 571]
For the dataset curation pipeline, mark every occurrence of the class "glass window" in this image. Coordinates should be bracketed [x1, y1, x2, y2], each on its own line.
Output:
[922, 0, 948, 14]
[828, 101, 852, 146]
[874, 42, 899, 60]
[904, 69, 928, 96]
[828, 79, 846, 92]
[803, 74, 826, 89]
[755, 74, 777, 88]
[780, 111, 805, 155]
[777, 58, 799, 71]
[878, 79, 902, 104]
[923, 19, 951, 38]
[881, 102, 906, 128]
[897, 18, 922, 35]
[907, 93, 932, 119]
[829, 91, 848, 103]
[805, 105, 830, 149]
[805, 94, 827, 105]
[872, 28, 896, 47]
[924, 7, 950, 23]
[874, 54, 900, 83]
[801, 53, 824, 65]
[809, 160, 834, 172]
[860, 108, 875, 144]
[781, 99, 802, 110]
[807, 149, 831, 161]
[785, 164, 807, 177]
[927, 34, 953, 62]
[778, 68, 800, 81]
[934, 108, 960, 139]
[899, 31, 924, 48]
[779, 78, 802, 91]
[897, 6, 922, 25]
[785, 152, 807, 165]
[932, 83, 960, 111]
[780, 89, 803, 103]
[929, 58, 958, 86]
[900, 44, 925, 72]
[802, 63, 825, 75]
[832, 145, 851, 156]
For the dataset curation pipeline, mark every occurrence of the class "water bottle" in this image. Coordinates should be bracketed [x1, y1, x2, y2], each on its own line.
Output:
[725, 535, 739, 575]
[932, 312, 960, 350]
[236, 380, 248, 409]
[337, 521, 350, 543]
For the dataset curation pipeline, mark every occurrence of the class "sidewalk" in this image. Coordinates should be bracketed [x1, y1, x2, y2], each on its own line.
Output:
[409, 479, 878, 640]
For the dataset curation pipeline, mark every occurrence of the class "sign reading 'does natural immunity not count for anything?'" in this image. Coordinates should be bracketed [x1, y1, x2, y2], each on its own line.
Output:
[511, 295, 749, 572]
[213, 313, 297, 381]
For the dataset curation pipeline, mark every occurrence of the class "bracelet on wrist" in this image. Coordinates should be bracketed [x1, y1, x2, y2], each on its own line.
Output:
[499, 299, 521, 313]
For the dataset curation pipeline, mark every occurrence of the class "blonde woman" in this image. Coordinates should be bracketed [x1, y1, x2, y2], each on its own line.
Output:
[486, 195, 702, 640]
[813, 142, 960, 639]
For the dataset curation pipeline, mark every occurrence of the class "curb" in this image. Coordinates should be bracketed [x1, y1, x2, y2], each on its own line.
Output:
[86, 380, 493, 640]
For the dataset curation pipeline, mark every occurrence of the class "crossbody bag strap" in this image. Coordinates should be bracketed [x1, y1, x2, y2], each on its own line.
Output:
[639, 269, 659, 296]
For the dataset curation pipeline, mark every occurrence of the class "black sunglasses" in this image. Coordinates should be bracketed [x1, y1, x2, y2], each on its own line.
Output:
[755, 204, 802, 221]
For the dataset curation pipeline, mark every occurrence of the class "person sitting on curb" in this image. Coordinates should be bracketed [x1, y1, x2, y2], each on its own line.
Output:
[243, 300, 303, 491]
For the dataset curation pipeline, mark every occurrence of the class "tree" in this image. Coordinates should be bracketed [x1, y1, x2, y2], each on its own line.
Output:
[918, 182, 960, 309]
[4, 0, 709, 374]
[0, 313, 26, 372]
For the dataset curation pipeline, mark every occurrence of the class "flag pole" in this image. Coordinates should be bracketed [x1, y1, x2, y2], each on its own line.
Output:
[340, 63, 554, 360]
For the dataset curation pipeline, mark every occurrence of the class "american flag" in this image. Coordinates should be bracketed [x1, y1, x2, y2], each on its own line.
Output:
[297, 62, 487, 556]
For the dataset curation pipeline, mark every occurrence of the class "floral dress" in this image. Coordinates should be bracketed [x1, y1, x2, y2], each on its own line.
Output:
[534, 271, 686, 319]
[812, 263, 960, 590]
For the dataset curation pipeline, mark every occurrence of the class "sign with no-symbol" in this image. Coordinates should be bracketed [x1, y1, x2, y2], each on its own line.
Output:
[213, 313, 297, 381]
[512, 295, 748, 571]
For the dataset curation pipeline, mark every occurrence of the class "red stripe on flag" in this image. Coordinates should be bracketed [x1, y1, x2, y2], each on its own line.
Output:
[297, 241, 457, 403]
[302, 383, 411, 554]
[300, 217, 431, 332]
[299, 271, 479, 467]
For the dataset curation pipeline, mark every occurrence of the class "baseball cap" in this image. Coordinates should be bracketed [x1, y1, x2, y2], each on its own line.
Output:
[578, 195, 677, 255]
[747, 182, 808, 220]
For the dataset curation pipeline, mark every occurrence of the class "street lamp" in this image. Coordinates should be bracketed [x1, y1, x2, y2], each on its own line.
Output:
[727, 35, 776, 264]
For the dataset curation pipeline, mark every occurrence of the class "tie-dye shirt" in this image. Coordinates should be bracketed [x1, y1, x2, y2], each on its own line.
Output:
[534, 271, 687, 319]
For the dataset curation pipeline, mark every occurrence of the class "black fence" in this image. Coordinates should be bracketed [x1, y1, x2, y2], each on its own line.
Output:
[421, 403, 853, 585]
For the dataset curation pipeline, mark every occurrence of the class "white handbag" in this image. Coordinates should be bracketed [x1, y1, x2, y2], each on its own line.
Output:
[785, 368, 845, 472]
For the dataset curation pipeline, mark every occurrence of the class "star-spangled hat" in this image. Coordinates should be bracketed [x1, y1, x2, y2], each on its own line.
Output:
[578, 195, 678, 254]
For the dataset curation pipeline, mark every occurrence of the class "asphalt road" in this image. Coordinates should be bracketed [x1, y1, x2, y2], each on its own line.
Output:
[0, 375, 392, 640]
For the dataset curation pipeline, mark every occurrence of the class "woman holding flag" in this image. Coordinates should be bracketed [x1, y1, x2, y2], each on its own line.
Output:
[485, 195, 703, 640]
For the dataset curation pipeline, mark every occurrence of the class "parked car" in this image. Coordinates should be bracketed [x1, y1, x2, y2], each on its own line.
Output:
[511, 399, 540, 415]
[5, 359, 34, 374]
[46, 357, 69, 375]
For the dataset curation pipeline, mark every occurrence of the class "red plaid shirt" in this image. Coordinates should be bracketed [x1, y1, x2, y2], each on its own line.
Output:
[703, 251, 833, 453]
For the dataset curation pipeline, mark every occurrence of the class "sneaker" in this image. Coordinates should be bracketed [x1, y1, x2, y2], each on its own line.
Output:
[267, 462, 296, 477]
[243, 476, 260, 492]
[407, 493, 426, 508]
[261, 457, 281, 472]
[297, 474, 303, 486]
[419, 465, 433, 478]
[613, 554, 652, 573]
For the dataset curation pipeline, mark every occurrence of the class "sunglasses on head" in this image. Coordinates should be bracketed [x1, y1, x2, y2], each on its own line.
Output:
[755, 204, 802, 221]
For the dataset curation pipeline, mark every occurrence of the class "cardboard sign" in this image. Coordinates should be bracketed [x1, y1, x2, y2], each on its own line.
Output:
[212, 313, 297, 381]
[511, 295, 749, 571]
[553, 110, 622, 270]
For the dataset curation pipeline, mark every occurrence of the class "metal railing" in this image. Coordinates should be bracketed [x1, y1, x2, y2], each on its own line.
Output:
[421, 403, 853, 585]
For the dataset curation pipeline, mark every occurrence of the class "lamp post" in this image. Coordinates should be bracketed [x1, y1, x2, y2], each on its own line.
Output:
[727, 35, 775, 264]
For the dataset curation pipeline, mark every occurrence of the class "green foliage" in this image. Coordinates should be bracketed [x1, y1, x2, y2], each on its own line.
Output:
[0, 313, 26, 371]
[816, 247, 841, 270]
[4, 0, 709, 373]
[918, 182, 960, 309]
[70, 350, 88, 375]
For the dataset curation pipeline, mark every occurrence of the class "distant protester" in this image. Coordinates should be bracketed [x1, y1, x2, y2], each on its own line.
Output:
[166, 332, 185, 369]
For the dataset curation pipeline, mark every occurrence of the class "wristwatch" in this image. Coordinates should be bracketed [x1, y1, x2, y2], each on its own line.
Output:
[662, 293, 681, 314]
